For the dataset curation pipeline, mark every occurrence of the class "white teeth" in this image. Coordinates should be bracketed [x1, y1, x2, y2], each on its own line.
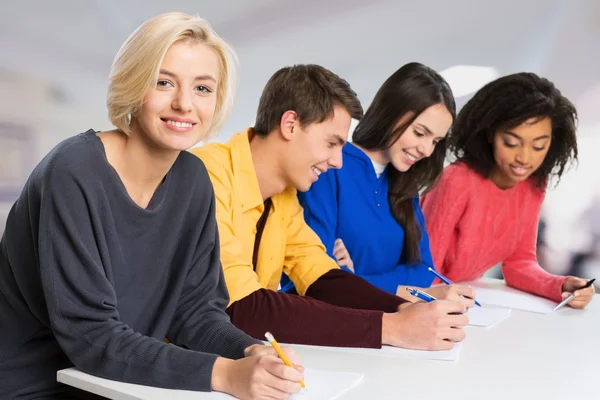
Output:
[165, 120, 193, 128]
[404, 151, 417, 162]
[312, 167, 322, 176]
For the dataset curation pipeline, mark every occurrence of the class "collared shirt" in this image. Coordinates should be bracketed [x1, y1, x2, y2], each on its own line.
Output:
[289, 142, 435, 294]
[190, 129, 338, 306]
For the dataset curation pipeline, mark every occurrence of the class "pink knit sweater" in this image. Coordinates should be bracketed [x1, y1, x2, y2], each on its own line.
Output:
[421, 162, 568, 302]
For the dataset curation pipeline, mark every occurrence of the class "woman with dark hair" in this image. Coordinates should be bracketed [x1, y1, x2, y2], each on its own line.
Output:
[422, 72, 594, 309]
[281, 62, 475, 305]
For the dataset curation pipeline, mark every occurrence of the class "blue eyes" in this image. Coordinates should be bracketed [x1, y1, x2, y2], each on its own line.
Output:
[156, 80, 212, 94]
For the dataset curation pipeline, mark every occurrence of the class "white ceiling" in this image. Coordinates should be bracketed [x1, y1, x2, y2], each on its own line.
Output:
[1, 0, 599, 138]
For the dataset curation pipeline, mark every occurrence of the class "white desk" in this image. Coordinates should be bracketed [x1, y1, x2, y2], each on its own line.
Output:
[292, 280, 600, 400]
[59, 279, 599, 400]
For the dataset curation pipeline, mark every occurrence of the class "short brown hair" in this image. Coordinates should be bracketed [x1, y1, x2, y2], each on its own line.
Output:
[253, 64, 363, 136]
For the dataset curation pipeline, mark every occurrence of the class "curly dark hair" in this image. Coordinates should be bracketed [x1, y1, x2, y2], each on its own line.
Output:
[352, 62, 456, 264]
[447, 72, 578, 189]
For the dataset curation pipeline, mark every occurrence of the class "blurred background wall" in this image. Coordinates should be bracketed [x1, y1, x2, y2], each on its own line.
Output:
[1, 0, 598, 277]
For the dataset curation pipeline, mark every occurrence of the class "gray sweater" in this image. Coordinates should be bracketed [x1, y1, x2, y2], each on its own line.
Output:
[0, 130, 259, 399]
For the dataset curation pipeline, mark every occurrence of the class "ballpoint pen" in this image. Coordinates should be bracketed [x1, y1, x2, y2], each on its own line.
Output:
[553, 278, 595, 311]
[427, 267, 482, 307]
[406, 287, 437, 303]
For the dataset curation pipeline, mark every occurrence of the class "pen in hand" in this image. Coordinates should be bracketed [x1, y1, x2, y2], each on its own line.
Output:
[553, 278, 596, 311]
[427, 267, 482, 307]
[406, 287, 437, 303]
[264, 332, 306, 389]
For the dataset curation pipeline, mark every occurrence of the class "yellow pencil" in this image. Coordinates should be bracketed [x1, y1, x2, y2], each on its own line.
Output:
[264, 332, 306, 389]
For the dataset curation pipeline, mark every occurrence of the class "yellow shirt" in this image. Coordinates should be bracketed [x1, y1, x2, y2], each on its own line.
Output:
[190, 129, 338, 306]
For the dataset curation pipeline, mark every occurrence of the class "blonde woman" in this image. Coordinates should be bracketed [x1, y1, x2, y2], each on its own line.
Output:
[0, 12, 303, 400]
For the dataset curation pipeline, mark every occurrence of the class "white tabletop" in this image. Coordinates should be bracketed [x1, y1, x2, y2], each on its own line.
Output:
[59, 278, 599, 400]
[292, 280, 599, 400]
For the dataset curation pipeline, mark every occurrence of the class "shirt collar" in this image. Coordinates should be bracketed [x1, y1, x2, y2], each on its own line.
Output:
[346, 142, 389, 178]
[230, 128, 266, 212]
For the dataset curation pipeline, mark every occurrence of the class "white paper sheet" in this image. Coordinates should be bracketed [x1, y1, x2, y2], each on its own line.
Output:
[469, 279, 558, 314]
[57, 367, 363, 400]
[467, 306, 512, 327]
[291, 342, 461, 362]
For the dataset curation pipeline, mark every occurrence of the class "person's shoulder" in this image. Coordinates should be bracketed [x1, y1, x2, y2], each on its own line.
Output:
[190, 139, 234, 177]
[189, 141, 230, 164]
[35, 130, 103, 182]
[443, 161, 478, 180]
[175, 150, 211, 181]
[341, 143, 370, 171]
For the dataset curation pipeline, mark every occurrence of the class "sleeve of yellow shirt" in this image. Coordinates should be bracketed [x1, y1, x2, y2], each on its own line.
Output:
[282, 189, 339, 296]
[190, 147, 263, 306]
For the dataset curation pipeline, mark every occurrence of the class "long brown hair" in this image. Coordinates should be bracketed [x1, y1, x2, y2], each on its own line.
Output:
[352, 62, 456, 264]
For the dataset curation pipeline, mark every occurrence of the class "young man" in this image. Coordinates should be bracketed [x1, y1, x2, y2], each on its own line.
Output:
[191, 64, 468, 350]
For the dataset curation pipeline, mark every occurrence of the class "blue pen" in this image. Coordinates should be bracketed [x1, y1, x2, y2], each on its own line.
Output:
[427, 267, 482, 307]
[406, 287, 437, 303]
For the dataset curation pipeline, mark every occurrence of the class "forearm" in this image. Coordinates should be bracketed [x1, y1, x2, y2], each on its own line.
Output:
[179, 318, 262, 360]
[502, 261, 569, 302]
[227, 288, 383, 348]
[53, 315, 221, 391]
[306, 269, 407, 312]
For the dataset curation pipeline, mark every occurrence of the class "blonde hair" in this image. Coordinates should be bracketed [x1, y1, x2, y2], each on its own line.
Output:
[107, 12, 237, 140]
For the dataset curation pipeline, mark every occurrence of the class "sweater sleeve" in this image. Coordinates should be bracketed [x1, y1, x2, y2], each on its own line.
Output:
[501, 191, 568, 302]
[297, 169, 338, 259]
[420, 166, 469, 275]
[354, 198, 436, 293]
[306, 269, 407, 312]
[167, 189, 261, 359]
[38, 160, 225, 392]
[227, 289, 383, 348]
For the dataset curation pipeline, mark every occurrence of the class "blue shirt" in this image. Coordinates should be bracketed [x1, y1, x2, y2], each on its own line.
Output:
[281, 142, 435, 294]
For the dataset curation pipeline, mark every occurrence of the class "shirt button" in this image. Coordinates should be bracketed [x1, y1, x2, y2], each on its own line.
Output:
[252, 228, 257, 234]
[377, 204, 380, 207]
[375, 191, 378, 194]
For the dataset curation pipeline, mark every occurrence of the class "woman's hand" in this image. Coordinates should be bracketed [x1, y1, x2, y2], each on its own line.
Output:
[212, 345, 304, 400]
[333, 238, 354, 273]
[561, 277, 595, 309]
[423, 285, 477, 309]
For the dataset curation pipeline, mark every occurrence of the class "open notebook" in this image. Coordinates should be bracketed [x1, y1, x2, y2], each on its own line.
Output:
[467, 278, 558, 314]
[57, 368, 363, 400]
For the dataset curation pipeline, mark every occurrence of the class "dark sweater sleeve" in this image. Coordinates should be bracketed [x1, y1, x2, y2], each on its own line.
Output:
[306, 269, 407, 312]
[227, 288, 382, 348]
[167, 190, 261, 358]
[39, 161, 226, 392]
